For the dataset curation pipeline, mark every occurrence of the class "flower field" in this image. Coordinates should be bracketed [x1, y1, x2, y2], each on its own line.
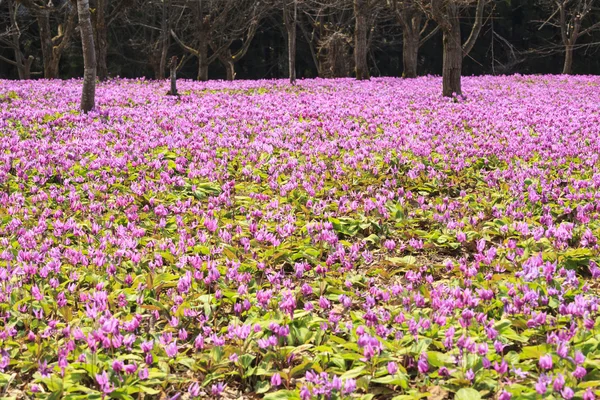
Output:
[0, 75, 599, 399]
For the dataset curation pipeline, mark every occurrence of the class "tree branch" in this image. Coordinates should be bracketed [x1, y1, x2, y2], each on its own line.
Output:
[419, 24, 439, 46]
[462, 0, 487, 56]
[170, 28, 199, 57]
[0, 54, 18, 66]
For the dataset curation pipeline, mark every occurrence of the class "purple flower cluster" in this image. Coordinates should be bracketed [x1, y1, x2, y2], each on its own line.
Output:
[0, 76, 598, 399]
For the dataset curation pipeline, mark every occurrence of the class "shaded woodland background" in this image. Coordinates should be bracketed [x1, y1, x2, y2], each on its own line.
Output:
[1, 0, 600, 81]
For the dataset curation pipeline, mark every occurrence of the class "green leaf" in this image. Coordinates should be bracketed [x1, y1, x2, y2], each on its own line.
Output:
[371, 374, 408, 388]
[263, 390, 301, 400]
[176, 357, 196, 369]
[341, 366, 367, 379]
[290, 360, 313, 378]
[520, 344, 551, 360]
[455, 388, 482, 400]
[427, 351, 454, 367]
[239, 354, 255, 369]
[138, 386, 161, 395]
[386, 256, 416, 266]
[109, 390, 136, 400]
[255, 381, 270, 394]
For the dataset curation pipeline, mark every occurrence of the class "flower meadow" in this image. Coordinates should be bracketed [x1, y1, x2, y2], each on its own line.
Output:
[0, 75, 599, 400]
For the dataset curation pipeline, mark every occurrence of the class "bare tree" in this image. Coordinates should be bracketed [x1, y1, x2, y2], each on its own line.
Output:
[77, 0, 96, 111]
[170, 0, 265, 81]
[211, 1, 265, 80]
[124, 0, 174, 79]
[283, 0, 298, 84]
[169, 2, 210, 80]
[20, 0, 77, 79]
[91, 0, 132, 80]
[539, 0, 600, 74]
[353, 0, 384, 79]
[157, 0, 170, 79]
[300, 0, 355, 77]
[354, 0, 369, 79]
[388, 0, 438, 77]
[0, 0, 35, 79]
[429, 0, 487, 96]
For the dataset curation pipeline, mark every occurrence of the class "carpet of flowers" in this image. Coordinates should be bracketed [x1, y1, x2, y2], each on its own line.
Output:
[0, 76, 599, 400]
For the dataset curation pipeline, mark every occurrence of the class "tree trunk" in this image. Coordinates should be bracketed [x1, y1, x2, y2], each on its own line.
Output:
[563, 44, 574, 75]
[284, 0, 297, 85]
[22, 56, 34, 79]
[399, 9, 423, 79]
[354, 0, 369, 80]
[35, 6, 76, 79]
[402, 28, 419, 78]
[37, 10, 57, 79]
[220, 53, 235, 81]
[46, 57, 61, 79]
[224, 60, 235, 81]
[158, 0, 170, 79]
[197, 36, 209, 81]
[441, 7, 462, 97]
[168, 56, 178, 95]
[150, 57, 161, 80]
[7, 0, 23, 75]
[77, 0, 97, 112]
[95, 0, 108, 80]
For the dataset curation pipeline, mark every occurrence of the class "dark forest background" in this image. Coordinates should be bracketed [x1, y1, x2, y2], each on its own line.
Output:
[1, 0, 599, 81]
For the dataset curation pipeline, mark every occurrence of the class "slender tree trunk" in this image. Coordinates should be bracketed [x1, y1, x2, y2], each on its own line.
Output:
[95, 0, 108, 80]
[284, 0, 297, 84]
[47, 59, 61, 79]
[37, 10, 57, 79]
[563, 43, 574, 74]
[150, 57, 161, 80]
[219, 51, 235, 81]
[78, 0, 97, 112]
[432, 0, 485, 97]
[7, 0, 23, 76]
[288, 25, 297, 84]
[159, 43, 169, 80]
[399, 9, 423, 78]
[168, 56, 178, 95]
[402, 28, 419, 78]
[197, 36, 209, 81]
[22, 56, 34, 79]
[36, 6, 76, 79]
[299, 18, 321, 77]
[442, 8, 462, 97]
[158, 0, 170, 79]
[224, 59, 235, 81]
[354, 0, 369, 80]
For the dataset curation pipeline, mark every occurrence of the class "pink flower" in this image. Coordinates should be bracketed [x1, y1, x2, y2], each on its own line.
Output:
[138, 367, 149, 380]
[553, 373, 565, 392]
[165, 341, 178, 358]
[561, 387, 574, 400]
[417, 353, 428, 373]
[270, 373, 282, 387]
[539, 354, 553, 370]
[572, 366, 587, 379]
[498, 391, 511, 400]
[112, 360, 124, 372]
[124, 363, 138, 375]
[95, 371, 113, 394]
[387, 361, 398, 375]
[465, 369, 475, 381]
[31, 285, 43, 301]
[583, 388, 595, 400]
